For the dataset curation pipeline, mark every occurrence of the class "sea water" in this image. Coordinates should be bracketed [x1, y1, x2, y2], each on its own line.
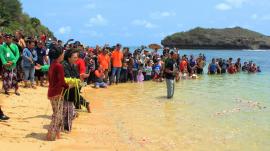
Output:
[86, 50, 270, 150]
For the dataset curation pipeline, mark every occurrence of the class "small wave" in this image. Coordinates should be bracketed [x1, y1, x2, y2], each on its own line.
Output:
[243, 50, 268, 52]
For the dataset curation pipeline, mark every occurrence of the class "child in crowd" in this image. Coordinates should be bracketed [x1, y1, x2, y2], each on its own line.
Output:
[153, 59, 162, 82]
[189, 70, 198, 79]
[257, 66, 261, 72]
[137, 70, 144, 83]
[144, 61, 152, 81]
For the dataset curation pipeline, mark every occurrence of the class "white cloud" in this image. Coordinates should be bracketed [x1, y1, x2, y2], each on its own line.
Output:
[215, 3, 232, 11]
[150, 11, 176, 19]
[85, 14, 107, 27]
[58, 26, 71, 34]
[84, 3, 96, 9]
[250, 14, 270, 21]
[132, 20, 157, 29]
[215, 0, 249, 11]
[79, 30, 103, 38]
[225, 0, 248, 7]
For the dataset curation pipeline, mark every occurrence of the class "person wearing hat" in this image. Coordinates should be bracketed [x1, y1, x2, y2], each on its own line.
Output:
[110, 43, 123, 84]
[0, 34, 20, 95]
[164, 51, 177, 99]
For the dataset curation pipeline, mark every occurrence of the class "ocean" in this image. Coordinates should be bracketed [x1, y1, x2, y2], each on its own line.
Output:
[86, 49, 270, 150]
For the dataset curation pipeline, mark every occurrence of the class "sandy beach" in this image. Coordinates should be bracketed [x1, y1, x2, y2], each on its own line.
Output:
[0, 84, 131, 151]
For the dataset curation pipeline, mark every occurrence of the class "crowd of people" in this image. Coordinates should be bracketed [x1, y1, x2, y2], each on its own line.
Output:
[0, 31, 262, 140]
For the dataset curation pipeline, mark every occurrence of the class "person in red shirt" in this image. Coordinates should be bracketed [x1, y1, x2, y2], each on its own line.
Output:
[228, 63, 237, 74]
[40, 33, 47, 43]
[47, 45, 69, 141]
[179, 56, 188, 73]
[76, 53, 89, 81]
[98, 47, 110, 83]
[110, 43, 123, 84]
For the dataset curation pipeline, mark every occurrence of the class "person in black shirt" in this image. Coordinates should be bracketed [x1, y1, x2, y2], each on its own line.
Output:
[34, 41, 47, 86]
[164, 51, 177, 99]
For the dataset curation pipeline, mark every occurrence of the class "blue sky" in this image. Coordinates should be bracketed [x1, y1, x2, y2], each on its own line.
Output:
[21, 0, 270, 46]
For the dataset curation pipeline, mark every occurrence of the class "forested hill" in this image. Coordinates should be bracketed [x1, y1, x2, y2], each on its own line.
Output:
[0, 0, 54, 37]
[161, 27, 270, 50]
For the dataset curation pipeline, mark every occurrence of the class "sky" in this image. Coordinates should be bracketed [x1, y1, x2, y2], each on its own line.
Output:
[20, 0, 270, 46]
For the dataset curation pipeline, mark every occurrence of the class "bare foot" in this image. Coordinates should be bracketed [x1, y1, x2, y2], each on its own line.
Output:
[56, 132, 61, 139]
[46, 133, 52, 141]
[87, 104, 91, 113]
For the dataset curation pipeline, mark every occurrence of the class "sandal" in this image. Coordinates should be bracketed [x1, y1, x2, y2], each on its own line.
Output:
[0, 114, 10, 121]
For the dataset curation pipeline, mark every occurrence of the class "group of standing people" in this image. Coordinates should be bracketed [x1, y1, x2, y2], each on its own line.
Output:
[0, 31, 262, 138]
[207, 57, 261, 74]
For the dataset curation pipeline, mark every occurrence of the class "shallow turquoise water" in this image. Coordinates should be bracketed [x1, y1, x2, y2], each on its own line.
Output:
[89, 49, 270, 150]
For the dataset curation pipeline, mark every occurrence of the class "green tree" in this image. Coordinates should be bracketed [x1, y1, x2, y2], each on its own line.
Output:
[30, 17, 41, 27]
[0, 0, 54, 38]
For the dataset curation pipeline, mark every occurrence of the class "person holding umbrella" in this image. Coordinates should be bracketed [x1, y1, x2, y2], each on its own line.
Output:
[148, 43, 161, 56]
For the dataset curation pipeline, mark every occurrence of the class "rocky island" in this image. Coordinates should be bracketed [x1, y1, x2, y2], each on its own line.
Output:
[161, 27, 270, 50]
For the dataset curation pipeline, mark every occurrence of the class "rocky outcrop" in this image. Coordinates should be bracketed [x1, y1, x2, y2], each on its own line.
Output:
[161, 27, 270, 50]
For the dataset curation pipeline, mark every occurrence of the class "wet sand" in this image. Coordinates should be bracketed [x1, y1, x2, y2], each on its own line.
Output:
[0, 80, 269, 151]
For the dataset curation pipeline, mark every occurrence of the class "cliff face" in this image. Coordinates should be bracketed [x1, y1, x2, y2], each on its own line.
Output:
[0, 0, 54, 37]
[161, 27, 270, 50]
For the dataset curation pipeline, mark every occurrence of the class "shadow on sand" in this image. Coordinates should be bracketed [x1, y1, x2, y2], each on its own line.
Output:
[23, 115, 51, 120]
[25, 132, 47, 141]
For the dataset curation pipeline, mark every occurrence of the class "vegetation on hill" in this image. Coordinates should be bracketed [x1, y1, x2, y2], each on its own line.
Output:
[0, 0, 53, 37]
[161, 27, 270, 50]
